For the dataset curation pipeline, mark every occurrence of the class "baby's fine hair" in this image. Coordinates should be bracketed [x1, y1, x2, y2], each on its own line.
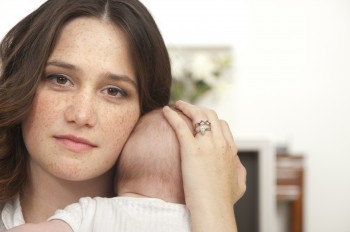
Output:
[116, 109, 184, 202]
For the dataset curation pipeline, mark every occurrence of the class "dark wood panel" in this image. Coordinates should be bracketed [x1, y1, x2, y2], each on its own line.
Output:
[235, 151, 259, 232]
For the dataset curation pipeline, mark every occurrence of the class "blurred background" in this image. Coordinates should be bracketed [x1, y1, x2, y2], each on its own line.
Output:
[1, 1, 349, 231]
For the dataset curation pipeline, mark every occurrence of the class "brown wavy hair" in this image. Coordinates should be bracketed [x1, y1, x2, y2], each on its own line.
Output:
[0, 0, 171, 203]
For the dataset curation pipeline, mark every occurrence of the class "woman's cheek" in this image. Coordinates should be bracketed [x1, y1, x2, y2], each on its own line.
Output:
[101, 107, 140, 156]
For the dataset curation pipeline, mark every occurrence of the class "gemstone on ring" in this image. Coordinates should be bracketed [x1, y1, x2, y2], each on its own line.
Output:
[196, 124, 211, 135]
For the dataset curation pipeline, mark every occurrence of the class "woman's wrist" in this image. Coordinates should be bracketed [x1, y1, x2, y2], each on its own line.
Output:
[187, 197, 237, 232]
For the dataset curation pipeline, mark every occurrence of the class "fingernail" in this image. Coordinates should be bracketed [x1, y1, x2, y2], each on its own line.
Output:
[163, 105, 171, 112]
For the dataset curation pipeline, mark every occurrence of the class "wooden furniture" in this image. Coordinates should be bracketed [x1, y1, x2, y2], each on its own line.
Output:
[276, 154, 304, 232]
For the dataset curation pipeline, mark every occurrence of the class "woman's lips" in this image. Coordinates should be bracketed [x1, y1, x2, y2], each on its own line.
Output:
[54, 135, 97, 153]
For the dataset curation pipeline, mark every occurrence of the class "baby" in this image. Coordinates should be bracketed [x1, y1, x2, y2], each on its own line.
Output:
[8, 109, 191, 232]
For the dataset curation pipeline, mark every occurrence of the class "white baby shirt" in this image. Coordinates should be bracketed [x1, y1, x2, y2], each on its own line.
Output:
[49, 196, 191, 232]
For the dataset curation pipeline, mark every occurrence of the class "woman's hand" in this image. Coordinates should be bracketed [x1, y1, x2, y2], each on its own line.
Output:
[162, 100, 246, 232]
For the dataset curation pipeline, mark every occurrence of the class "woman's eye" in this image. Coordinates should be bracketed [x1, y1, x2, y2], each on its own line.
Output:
[46, 74, 72, 86]
[104, 87, 127, 97]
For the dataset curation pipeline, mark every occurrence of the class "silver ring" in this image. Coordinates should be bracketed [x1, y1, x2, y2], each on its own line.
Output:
[196, 125, 211, 135]
[196, 120, 211, 126]
[195, 120, 212, 135]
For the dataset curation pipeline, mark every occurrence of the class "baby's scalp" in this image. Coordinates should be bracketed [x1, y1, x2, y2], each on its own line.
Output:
[115, 108, 191, 203]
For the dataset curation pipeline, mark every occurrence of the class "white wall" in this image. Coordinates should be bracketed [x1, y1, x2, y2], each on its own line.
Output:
[147, 1, 350, 231]
[1, 1, 350, 231]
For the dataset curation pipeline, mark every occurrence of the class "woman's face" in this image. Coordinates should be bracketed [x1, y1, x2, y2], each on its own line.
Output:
[22, 17, 140, 181]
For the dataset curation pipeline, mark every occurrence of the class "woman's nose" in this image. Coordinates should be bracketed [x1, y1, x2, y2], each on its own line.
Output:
[64, 92, 97, 127]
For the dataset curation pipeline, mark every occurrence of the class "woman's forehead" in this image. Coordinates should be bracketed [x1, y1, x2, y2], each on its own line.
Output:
[48, 17, 136, 82]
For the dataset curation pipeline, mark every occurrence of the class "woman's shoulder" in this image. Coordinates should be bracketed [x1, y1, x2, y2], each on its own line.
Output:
[0, 195, 25, 230]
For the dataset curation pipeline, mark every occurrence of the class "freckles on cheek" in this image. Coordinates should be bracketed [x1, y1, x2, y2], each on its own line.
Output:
[119, 112, 139, 134]
[41, 94, 66, 124]
[103, 110, 139, 156]
[47, 159, 83, 179]
[37, 97, 61, 123]
[23, 90, 63, 141]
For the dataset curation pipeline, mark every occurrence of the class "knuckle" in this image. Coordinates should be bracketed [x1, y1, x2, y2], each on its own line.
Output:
[231, 144, 238, 154]
[207, 108, 218, 118]
[242, 166, 247, 175]
[242, 184, 247, 194]
[220, 119, 228, 125]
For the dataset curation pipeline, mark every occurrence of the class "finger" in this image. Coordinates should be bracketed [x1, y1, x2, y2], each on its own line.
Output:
[174, 109, 195, 136]
[175, 101, 219, 137]
[219, 120, 235, 143]
[162, 106, 195, 145]
[174, 101, 209, 127]
[219, 120, 239, 158]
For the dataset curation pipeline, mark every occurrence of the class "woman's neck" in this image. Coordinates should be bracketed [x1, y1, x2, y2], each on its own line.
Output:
[20, 167, 114, 223]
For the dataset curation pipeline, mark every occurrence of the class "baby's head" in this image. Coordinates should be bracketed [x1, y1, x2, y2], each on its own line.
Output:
[115, 108, 191, 204]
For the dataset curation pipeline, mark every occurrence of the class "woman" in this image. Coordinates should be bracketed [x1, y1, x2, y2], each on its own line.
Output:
[0, 0, 246, 231]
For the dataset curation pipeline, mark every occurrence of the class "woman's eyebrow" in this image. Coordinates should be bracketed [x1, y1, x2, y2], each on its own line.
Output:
[46, 60, 137, 88]
[46, 60, 77, 71]
[105, 73, 137, 88]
